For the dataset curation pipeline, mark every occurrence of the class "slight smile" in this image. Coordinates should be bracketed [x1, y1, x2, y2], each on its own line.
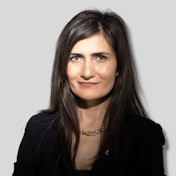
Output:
[78, 82, 98, 87]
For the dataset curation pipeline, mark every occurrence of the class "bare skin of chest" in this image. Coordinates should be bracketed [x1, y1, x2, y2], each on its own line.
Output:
[74, 135, 100, 170]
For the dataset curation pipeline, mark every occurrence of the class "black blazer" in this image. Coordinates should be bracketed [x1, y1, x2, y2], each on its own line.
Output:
[12, 112, 166, 176]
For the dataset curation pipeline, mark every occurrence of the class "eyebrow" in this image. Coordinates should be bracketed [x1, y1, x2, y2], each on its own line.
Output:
[70, 52, 111, 57]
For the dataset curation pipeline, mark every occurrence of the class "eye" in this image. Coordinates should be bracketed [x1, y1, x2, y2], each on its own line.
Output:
[94, 55, 107, 61]
[69, 55, 83, 62]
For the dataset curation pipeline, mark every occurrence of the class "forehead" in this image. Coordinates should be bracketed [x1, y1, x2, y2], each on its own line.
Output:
[71, 33, 114, 53]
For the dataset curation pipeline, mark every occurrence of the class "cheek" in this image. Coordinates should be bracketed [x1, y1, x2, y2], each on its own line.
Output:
[66, 69, 72, 81]
[66, 65, 78, 81]
[106, 73, 116, 86]
[99, 64, 117, 81]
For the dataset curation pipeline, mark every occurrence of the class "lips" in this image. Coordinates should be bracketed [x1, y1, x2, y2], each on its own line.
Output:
[78, 82, 98, 87]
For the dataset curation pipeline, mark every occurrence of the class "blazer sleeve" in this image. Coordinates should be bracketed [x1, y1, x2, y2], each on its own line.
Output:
[12, 117, 39, 176]
[134, 123, 166, 176]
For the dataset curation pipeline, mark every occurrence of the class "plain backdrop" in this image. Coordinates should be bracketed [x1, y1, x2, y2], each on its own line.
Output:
[0, 0, 175, 175]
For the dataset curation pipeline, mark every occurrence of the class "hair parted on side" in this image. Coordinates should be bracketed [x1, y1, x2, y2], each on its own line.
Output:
[43, 8, 148, 167]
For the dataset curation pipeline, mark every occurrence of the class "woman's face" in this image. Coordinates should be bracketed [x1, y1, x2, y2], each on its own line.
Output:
[66, 33, 117, 102]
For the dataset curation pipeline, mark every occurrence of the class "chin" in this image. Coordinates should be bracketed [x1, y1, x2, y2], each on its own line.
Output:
[77, 94, 103, 101]
[76, 94, 111, 103]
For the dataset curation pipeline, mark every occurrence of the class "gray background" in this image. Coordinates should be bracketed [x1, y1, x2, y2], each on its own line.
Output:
[0, 0, 175, 175]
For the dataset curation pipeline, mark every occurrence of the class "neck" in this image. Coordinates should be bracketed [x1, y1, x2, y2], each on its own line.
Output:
[76, 96, 111, 130]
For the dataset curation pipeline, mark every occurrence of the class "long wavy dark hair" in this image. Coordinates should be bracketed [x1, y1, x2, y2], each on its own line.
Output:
[44, 9, 148, 169]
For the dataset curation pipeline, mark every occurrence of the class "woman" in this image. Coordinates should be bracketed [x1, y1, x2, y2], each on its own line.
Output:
[13, 9, 166, 176]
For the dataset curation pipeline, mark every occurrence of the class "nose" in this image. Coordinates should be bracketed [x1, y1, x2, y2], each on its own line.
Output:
[80, 59, 95, 80]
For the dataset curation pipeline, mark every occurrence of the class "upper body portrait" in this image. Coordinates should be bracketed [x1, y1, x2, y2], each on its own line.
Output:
[12, 9, 166, 176]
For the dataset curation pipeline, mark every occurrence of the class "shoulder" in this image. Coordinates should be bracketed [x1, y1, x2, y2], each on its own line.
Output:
[117, 114, 166, 175]
[122, 113, 165, 146]
[27, 111, 56, 127]
[24, 111, 57, 139]
[124, 113, 163, 133]
[20, 112, 58, 154]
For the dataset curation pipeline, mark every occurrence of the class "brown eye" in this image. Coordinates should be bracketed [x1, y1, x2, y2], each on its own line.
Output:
[70, 55, 83, 62]
[95, 55, 107, 61]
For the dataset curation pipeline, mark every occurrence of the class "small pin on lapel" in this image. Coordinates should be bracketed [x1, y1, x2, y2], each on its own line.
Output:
[104, 149, 109, 155]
